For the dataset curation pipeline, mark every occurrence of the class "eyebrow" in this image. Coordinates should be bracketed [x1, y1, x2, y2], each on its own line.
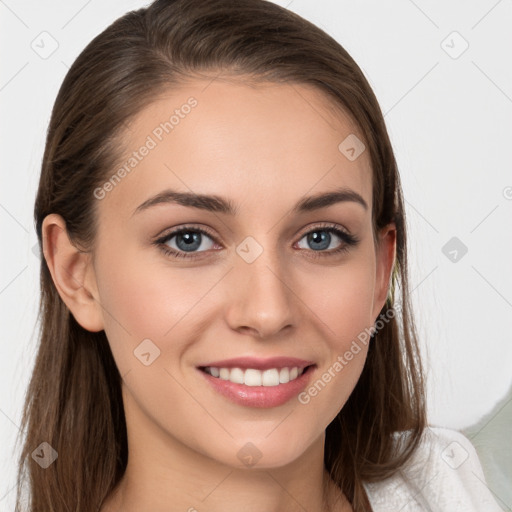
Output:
[131, 186, 368, 217]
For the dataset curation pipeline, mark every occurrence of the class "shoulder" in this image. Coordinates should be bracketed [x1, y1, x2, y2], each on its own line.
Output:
[363, 426, 504, 512]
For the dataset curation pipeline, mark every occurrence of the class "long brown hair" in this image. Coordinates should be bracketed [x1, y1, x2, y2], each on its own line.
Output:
[17, 0, 426, 510]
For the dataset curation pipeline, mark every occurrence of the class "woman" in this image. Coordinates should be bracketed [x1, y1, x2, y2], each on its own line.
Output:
[16, 0, 502, 510]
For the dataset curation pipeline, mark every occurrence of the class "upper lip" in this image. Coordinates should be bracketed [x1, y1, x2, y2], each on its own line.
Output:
[198, 356, 315, 371]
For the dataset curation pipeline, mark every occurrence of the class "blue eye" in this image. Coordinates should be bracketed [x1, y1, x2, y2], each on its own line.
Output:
[297, 227, 355, 253]
[154, 223, 359, 260]
[156, 226, 217, 260]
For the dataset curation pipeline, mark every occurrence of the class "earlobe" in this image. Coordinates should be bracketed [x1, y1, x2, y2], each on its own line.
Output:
[372, 223, 397, 322]
[42, 213, 104, 332]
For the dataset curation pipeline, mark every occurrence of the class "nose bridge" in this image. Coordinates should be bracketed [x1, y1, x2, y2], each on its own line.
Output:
[225, 234, 297, 337]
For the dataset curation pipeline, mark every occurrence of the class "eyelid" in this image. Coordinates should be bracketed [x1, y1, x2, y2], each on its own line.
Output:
[296, 221, 351, 238]
[153, 224, 219, 244]
[154, 222, 353, 245]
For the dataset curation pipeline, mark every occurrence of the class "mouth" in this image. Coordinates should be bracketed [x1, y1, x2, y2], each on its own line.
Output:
[196, 357, 316, 408]
[198, 364, 314, 386]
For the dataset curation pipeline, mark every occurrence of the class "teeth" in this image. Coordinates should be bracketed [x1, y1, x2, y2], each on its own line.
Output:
[230, 367, 244, 384]
[262, 369, 279, 386]
[204, 366, 306, 386]
[244, 369, 262, 386]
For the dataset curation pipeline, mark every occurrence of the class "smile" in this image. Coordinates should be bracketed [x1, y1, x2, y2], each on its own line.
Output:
[201, 366, 307, 386]
[196, 357, 316, 408]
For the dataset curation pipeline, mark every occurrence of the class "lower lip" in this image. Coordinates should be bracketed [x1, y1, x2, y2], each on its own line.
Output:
[197, 366, 315, 408]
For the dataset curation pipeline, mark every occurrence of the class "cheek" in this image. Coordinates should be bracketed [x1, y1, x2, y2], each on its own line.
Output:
[303, 255, 376, 343]
[297, 258, 375, 418]
[94, 246, 223, 371]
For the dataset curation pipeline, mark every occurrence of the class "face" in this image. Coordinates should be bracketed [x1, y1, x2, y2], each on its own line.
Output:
[57, 78, 395, 469]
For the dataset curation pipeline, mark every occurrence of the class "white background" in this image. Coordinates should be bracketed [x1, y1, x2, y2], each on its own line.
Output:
[1, 0, 511, 509]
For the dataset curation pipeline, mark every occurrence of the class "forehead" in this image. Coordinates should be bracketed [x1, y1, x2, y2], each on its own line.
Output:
[99, 77, 373, 220]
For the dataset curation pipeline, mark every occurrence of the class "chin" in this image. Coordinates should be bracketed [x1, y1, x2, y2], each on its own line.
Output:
[202, 433, 317, 471]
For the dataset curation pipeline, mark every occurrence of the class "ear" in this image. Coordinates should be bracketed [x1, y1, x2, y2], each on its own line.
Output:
[371, 222, 397, 322]
[41, 213, 104, 332]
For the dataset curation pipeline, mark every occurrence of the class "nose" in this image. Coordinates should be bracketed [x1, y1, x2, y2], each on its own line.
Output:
[224, 243, 298, 339]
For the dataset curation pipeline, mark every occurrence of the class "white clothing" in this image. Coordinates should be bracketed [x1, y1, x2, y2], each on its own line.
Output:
[363, 427, 504, 511]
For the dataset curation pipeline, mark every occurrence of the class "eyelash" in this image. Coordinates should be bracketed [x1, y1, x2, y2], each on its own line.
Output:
[154, 223, 360, 261]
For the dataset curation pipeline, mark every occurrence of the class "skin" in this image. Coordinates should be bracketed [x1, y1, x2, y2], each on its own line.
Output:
[42, 77, 396, 512]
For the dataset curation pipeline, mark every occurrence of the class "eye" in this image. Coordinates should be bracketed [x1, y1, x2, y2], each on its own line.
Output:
[155, 226, 218, 260]
[295, 224, 359, 257]
[154, 222, 359, 261]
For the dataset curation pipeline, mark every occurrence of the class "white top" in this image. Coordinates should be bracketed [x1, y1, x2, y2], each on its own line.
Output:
[363, 427, 504, 511]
